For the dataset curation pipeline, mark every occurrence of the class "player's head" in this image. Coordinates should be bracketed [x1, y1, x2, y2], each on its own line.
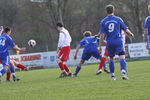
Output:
[4, 27, 11, 35]
[83, 31, 92, 37]
[148, 5, 150, 13]
[105, 4, 115, 15]
[56, 22, 64, 31]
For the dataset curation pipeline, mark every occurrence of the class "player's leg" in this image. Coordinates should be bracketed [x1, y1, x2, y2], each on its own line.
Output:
[57, 59, 67, 78]
[13, 60, 27, 70]
[103, 62, 107, 71]
[91, 50, 104, 75]
[108, 45, 116, 80]
[10, 60, 20, 81]
[147, 35, 150, 54]
[97, 56, 107, 74]
[97, 47, 109, 74]
[57, 48, 67, 77]
[6, 68, 11, 82]
[118, 53, 128, 80]
[0, 57, 9, 78]
[61, 47, 72, 76]
[63, 64, 72, 76]
[73, 59, 85, 76]
[0, 60, 7, 77]
[73, 52, 91, 76]
[0, 66, 7, 78]
[116, 41, 128, 80]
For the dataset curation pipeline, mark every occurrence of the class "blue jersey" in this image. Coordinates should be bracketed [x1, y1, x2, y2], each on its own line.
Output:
[0, 34, 15, 57]
[144, 16, 150, 35]
[79, 36, 99, 52]
[100, 15, 128, 42]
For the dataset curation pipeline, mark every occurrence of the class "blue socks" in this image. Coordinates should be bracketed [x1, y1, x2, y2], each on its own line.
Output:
[103, 63, 106, 69]
[10, 65, 17, 79]
[0, 68, 6, 77]
[10, 65, 15, 73]
[120, 58, 127, 75]
[74, 65, 81, 76]
[109, 60, 115, 73]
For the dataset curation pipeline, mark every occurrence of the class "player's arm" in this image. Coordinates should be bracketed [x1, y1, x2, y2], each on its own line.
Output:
[99, 20, 106, 53]
[143, 28, 148, 42]
[7, 36, 26, 51]
[0, 26, 3, 35]
[99, 33, 105, 53]
[74, 45, 81, 60]
[124, 29, 134, 37]
[143, 17, 149, 42]
[13, 45, 26, 51]
[57, 32, 65, 54]
[119, 18, 134, 37]
[74, 39, 85, 60]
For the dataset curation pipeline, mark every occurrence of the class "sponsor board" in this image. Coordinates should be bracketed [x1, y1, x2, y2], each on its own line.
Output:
[0, 42, 148, 68]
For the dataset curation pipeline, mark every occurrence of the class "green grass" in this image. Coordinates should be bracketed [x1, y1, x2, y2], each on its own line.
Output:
[0, 60, 150, 100]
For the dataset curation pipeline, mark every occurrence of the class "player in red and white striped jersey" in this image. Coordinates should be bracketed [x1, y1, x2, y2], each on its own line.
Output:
[56, 22, 72, 78]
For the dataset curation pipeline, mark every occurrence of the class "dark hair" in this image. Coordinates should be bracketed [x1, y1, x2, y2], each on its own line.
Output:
[106, 4, 115, 14]
[4, 27, 11, 33]
[56, 22, 63, 27]
[148, 5, 150, 11]
[83, 31, 92, 37]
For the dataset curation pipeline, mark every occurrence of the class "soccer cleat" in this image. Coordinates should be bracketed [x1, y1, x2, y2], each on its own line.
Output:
[72, 74, 77, 77]
[13, 78, 20, 82]
[6, 80, 11, 82]
[59, 73, 67, 78]
[96, 70, 102, 75]
[122, 75, 128, 80]
[67, 73, 73, 77]
[111, 75, 116, 80]
[104, 69, 110, 74]
[24, 67, 29, 71]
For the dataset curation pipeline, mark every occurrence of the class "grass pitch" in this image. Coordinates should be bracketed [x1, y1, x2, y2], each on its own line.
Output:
[0, 60, 150, 100]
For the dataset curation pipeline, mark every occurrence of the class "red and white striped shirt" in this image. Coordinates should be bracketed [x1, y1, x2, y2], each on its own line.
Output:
[58, 28, 72, 48]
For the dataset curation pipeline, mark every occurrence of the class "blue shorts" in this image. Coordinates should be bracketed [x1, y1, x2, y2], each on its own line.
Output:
[107, 39, 125, 57]
[147, 36, 150, 49]
[81, 50, 100, 61]
[0, 55, 10, 66]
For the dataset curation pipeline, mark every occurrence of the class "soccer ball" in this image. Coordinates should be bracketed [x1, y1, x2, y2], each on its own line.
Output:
[28, 40, 36, 47]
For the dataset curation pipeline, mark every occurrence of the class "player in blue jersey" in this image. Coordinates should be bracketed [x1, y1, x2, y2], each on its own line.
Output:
[0, 27, 26, 81]
[73, 31, 102, 76]
[99, 5, 134, 80]
[143, 5, 150, 54]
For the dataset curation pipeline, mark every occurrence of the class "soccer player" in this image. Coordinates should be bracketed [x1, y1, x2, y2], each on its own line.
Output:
[73, 31, 102, 76]
[143, 5, 150, 54]
[56, 22, 72, 78]
[96, 43, 110, 75]
[0, 26, 28, 81]
[0, 27, 26, 81]
[96, 31, 126, 75]
[6, 60, 28, 82]
[99, 5, 134, 80]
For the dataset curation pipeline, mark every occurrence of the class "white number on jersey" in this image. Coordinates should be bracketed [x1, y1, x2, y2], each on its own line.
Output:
[108, 23, 115, 32]
[0, 39, 5, 46]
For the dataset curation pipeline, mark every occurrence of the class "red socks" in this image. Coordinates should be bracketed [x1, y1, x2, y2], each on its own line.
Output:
[98, 57, 106, 70]
[6, 69, 11, 81]
[64, 64, 72, 75]
[58, 62, 72, 75]
[58, 62, 66, 73]
[16, 64, 27, 69]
